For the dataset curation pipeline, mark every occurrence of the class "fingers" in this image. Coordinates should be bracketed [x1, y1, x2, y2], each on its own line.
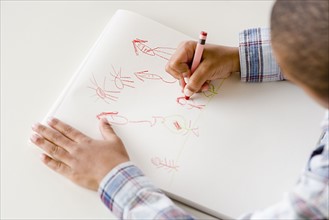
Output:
[180, 77, 186, 93]
[99, 118, 117, 140]
[31, 133, 72, 164]
[47, 117, 91, 143]
[166, 40, 211, 96]
[184, 64, 211, 96]
[165, 41, 196, 80]
[32, 122, 75, 152]
[165, 63, 189, 80]
[40, 154, 71, 177]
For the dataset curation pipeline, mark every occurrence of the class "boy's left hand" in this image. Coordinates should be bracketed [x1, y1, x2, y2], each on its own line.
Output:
[30, 117, 129, 191]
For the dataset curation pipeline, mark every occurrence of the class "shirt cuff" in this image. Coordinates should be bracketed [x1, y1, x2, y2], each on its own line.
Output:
[98, 161, 133, 191]
[98, 161, 161, 218]
[239, 27, 284, 82]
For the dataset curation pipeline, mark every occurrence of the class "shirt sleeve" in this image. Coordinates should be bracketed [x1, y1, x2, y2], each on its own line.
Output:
[239, 27, 285, 82]
[239, 111, 329, 220]
[98, 161, 195, 220]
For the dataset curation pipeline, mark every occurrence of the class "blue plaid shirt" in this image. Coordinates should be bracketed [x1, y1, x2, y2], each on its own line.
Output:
[239, 28, 285, 82]
[98, 28, 329, 219]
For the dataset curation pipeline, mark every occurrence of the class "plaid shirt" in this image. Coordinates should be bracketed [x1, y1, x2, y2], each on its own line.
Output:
[239, 28, 285, 82]
[98, 28, 329, 219]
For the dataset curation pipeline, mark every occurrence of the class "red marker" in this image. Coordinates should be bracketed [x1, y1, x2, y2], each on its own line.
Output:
[184, 31, 207, 100]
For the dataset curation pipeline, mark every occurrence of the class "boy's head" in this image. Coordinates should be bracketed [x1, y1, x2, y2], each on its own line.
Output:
[270, 0, 328, 108]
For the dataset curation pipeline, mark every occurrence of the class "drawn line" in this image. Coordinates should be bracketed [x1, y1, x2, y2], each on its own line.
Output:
[96, 112, 198, 137]
[169, 78, 226, 185]
[151, 156, 179, 172]
[132, 38, 176, 61]
[88, 74, 120, 104]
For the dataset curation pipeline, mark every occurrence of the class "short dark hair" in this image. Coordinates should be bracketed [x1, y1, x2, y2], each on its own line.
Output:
[271, 0, 328, 99]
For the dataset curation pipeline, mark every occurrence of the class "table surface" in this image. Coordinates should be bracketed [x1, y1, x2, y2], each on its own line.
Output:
[1, 1, 325, 219]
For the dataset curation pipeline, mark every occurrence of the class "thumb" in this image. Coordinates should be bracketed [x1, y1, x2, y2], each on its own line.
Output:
[99, 118, 116, 140]
[185, 64, 210, 95]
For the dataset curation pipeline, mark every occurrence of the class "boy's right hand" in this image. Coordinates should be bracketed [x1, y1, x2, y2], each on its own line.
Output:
[165, 41, 240, 95]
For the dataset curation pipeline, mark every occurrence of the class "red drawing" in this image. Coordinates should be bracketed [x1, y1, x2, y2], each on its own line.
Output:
[134, 70, 177, 84]
[96, 111, 163, 127]
[109, 65, 135, 90]
[132, 38, 176, 61]
[178, 120, 199, 137]
[96, 112, 199, 137]
[173, 121, 182, 130]
[88, 74, 119, 104]
[176, 97, 206, 110]
[151, 157, 179, 172]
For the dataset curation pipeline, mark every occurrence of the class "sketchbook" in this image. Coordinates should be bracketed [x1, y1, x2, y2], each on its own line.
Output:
[46, 10, 322, 219]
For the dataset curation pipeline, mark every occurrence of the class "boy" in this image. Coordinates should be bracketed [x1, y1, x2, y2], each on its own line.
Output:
[31, 0, 328, 219]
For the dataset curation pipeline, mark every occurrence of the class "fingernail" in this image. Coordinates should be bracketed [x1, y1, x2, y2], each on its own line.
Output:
[40, 154, 47, 162]
[31, 123, 40, 131]
[30, 133, 39, 143]
[184, 87, 194, 98]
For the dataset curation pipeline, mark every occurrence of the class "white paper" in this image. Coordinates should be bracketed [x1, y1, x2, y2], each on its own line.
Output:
[47, 10, 324, 218]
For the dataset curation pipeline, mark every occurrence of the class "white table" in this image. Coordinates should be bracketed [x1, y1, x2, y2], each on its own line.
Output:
[1, 1, 324, 219]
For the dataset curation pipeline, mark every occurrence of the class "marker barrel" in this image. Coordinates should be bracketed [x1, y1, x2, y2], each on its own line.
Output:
[184, 31, 207, 100]
[190, 32, 207, 73]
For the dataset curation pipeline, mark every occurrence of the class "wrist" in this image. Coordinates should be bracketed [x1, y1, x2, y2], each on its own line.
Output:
[96, 159, 130, 188]
[230, 47, 240, 73]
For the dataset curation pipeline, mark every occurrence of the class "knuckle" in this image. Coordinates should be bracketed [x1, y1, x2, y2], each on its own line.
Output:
[50, 144, 60, 156]
[170, 60, 188, 76]
[55, 161, 64, 171]
[37, 124, 46, 133]
[51, 133, 61, 142]
[182, 40, 195, 49]
[179, 40, 191, 48]
[171, 59, 181, 68]
[63, 125, 73, 134]
[49, 117, 59, 126]
[33, 135, 44, 145]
